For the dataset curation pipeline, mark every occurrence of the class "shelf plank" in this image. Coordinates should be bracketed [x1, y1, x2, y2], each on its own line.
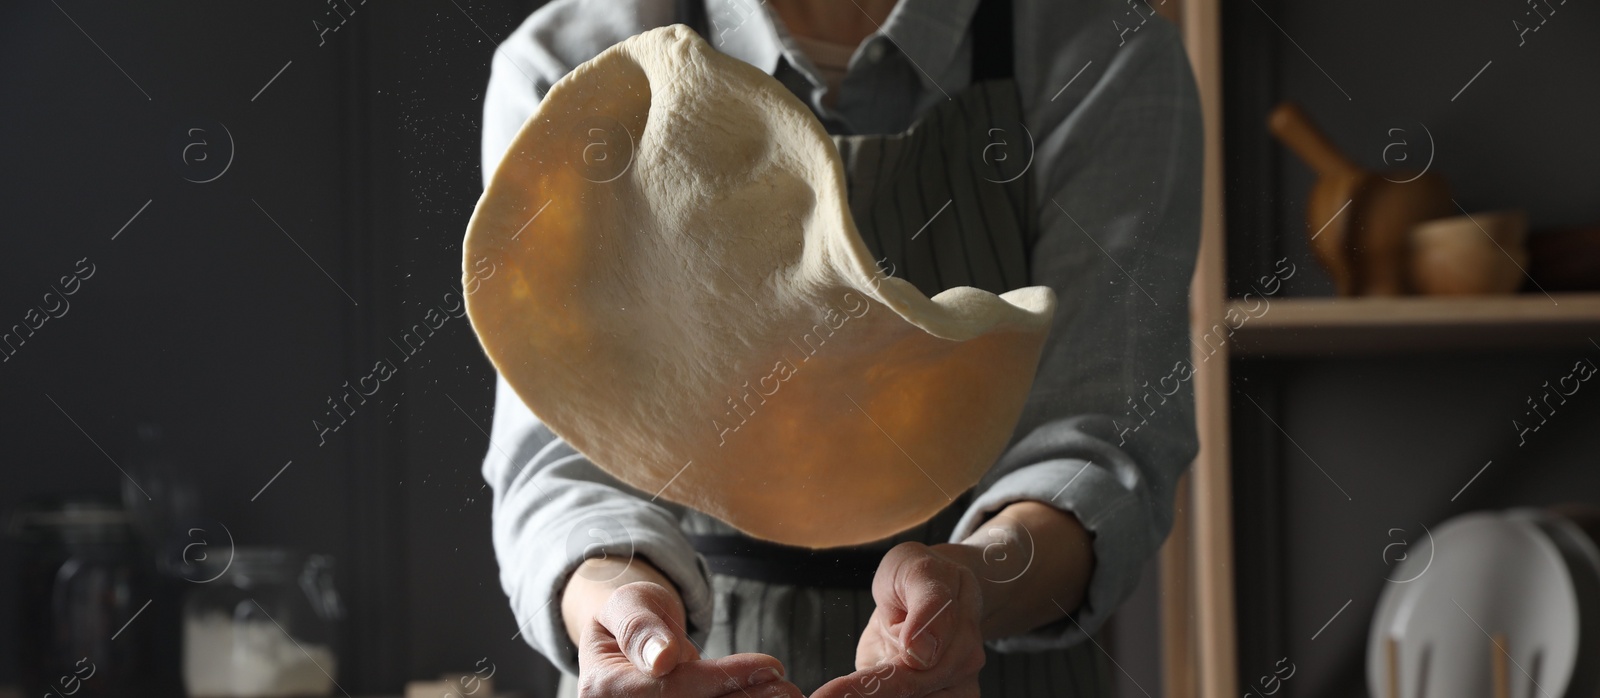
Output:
[1228, 293, 1600, 356]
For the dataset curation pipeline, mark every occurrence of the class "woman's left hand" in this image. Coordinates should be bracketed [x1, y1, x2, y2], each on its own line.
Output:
[810, 542, 986, 698]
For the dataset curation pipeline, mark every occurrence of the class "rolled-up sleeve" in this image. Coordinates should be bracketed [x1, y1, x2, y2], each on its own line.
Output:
[950, 13, 1203, 652]
[478, 0, 711, 676]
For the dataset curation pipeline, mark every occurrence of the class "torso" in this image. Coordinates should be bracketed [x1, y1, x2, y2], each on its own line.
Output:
[560, 0, 1108, 693]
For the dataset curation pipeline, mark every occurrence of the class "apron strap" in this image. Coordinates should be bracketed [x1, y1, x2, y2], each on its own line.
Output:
[677, 0, 712, 40]
[969, 0, 1015, 82]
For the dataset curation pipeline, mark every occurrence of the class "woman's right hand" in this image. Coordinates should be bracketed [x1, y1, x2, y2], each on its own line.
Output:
[566, 561, 803, 697]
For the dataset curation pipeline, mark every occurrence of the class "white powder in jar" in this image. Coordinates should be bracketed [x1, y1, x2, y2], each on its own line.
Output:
[183, 612, 337, 697]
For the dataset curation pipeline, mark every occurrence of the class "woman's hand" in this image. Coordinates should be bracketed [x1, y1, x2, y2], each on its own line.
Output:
[565, 559, 804, 698]
[810, 542, 987, 698]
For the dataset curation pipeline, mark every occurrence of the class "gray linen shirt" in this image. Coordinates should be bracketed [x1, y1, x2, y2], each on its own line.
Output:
[479, 0, 1202, 675]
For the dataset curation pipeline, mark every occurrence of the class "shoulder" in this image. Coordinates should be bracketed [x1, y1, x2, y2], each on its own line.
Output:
[482, 0, 676, 180]
[494, 0, 677, 91]
[1012, 0, 1193, 114]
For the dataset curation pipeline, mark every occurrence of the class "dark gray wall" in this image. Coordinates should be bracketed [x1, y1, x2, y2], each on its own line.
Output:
[1, 0, 554, 693]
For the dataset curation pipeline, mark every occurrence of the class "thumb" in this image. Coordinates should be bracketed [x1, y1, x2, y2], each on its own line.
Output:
[597, 582, 692, 678]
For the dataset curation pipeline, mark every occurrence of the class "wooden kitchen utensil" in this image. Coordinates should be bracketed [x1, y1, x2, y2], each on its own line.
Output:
[1269, 103, 1454, 295]
[1268, 102, 1366, 294]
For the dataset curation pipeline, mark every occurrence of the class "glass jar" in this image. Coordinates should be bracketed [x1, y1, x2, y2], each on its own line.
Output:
[182, 548, 342, 698]
[10, 495, 151, 697]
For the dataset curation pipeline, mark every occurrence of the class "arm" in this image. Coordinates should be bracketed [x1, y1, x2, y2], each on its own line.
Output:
[811, 503, 1094, 698]
[560, 558, 686, 652]
[949, 6, 1204, 650]
[478, 4, 720, 674]
[483, 24, 806, 689]
[815, 16, 1201, 696]
[817, 14, 1203, 698]
[482, 373, 718, 674]
[937, 501, 1094, 640]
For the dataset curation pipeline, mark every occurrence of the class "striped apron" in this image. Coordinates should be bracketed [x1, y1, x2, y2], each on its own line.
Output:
[560, 0, 1108, 694]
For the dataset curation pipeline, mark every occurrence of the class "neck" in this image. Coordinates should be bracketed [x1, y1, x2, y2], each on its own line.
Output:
[771, 0, 898, 46]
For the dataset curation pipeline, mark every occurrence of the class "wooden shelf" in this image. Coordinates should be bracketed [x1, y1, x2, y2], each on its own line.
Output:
[1227, 293, 1600, 356]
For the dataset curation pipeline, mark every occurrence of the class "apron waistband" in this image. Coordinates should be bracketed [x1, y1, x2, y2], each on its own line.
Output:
[687, 534, 885, 589]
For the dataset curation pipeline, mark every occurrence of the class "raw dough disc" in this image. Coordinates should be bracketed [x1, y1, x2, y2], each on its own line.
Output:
[464, 25, 1056, 548]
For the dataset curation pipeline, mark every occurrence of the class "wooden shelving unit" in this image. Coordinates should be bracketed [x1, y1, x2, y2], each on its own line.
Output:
[1165, 1, 1234, 697]
[1163, 1, 1598, 696]
[1227, 293, 1600, 356]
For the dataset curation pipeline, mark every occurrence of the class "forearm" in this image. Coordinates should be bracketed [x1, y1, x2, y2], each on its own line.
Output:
[561, 557, 686, 646]
[934, 500, 1095, 641]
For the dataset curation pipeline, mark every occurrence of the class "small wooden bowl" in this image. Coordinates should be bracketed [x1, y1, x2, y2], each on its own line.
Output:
[1408, 210, 1529, 295]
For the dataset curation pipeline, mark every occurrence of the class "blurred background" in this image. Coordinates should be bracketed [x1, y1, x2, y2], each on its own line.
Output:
[1, 0, 1597, 697]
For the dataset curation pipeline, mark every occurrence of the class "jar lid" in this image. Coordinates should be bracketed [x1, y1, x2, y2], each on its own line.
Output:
[7, 494, 132, 543]
[191, 546, 303, 581]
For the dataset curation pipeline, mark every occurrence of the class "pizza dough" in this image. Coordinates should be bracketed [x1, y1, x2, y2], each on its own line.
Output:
[464, 25, 1056, 548]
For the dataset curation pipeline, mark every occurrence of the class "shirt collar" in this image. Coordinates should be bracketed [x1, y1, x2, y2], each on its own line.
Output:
[703, 0, 982, 91]
[876, 0, 981, 90]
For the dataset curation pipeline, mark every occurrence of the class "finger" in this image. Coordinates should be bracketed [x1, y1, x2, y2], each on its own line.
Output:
[576, 613, 641, 682]
[854, 613, 897, 670]
[922, 681, 982, 698]
[709, 676, 806, 698]
[596, 582, 691, 678]
[877, 544, 964, 669]
[871, 543, 922, 619]
[869, 614, 908, 667]
[661, 653, 791, 696]
[812, 660, 943, 698]
[579, 659, 790, 698]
